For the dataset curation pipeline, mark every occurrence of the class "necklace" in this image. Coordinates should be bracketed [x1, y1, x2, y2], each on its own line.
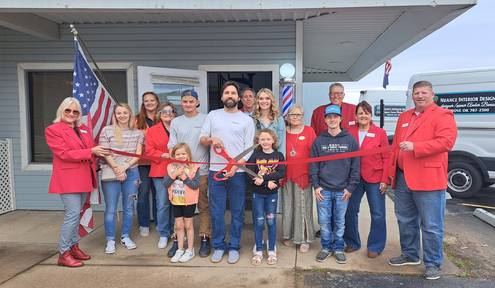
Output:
[288, 125, 304, 157]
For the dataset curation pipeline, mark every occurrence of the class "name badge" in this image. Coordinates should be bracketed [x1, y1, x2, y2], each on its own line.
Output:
[298, 136, 306, 140]
[401, 123, 409, 128]
[80, 129, 88, 134]
[366, 132, 375, 138]
[348, 121, 356, 126]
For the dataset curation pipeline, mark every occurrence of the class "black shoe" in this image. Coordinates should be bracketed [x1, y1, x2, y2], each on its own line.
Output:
[199, 236, 211, 258]
[315, 249, 332, 262]
[388, 254, 421, 266]
[315, 230, 321, 238]
[167, 238, 178, 258]
[424, 266, 441, 280]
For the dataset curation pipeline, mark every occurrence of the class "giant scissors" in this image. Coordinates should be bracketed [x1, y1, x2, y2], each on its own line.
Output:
[213, 144, 260, 181]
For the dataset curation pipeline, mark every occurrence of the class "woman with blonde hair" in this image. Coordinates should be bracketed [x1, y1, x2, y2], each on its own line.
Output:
[99, 103, 144, 254]
[45, 97, 109, 267]
[252, 88, 285, 155]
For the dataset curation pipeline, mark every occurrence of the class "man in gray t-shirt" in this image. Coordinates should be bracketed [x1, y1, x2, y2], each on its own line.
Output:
[200, 81, 255, 264]
[168, 89, 211, 258]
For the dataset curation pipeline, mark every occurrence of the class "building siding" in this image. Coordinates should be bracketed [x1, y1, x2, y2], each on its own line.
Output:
[0, 22, 296, 210]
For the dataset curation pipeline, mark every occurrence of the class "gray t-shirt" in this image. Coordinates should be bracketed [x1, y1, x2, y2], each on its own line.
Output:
[168, 113, 209, 176]
[200, 109, 256, 172]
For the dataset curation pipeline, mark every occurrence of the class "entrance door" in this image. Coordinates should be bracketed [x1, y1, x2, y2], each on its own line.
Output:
[137, 66, 207, 115]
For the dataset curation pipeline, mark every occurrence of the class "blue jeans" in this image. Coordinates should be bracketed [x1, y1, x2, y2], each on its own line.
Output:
[102, 167, 139, 240]
[208, 171, 246, 251]
[316, 190, 349, 252]
[137, 165, 157, 228]
[394, 170, 445, 268]
[344, 180, 386, 253]
[58, 192, 87, 253]
[152, 177, 173, 237]
[252, 192, 278, 251]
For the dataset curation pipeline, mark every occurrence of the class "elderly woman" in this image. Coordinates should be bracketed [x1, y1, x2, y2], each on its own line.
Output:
[45, 97, 109, 267]
[281, 104, 317, 252]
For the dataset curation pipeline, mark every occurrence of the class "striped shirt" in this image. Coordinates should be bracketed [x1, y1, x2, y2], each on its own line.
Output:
[99, 125, 144, 171]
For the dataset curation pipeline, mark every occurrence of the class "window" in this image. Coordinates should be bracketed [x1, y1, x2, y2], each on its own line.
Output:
[28, 70, 127, 163]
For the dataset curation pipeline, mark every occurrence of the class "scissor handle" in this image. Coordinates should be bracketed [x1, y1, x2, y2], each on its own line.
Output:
[212, 146, 235, 181]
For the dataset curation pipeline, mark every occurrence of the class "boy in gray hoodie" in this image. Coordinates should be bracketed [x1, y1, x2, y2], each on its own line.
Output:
[309, 104, 360, 264]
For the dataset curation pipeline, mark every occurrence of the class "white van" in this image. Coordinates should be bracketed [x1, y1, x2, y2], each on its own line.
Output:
[359, 90, 407, 136]
[407, 67, 495, 198]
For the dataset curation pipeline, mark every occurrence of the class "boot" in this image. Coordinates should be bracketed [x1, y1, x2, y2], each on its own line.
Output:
[58, 250, 84, 267]
[70, 243, 91, 260]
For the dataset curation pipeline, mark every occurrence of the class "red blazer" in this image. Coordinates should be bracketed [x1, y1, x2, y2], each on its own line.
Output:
[45, 122, 96, 194]
[311, 102, 356, 135]
[349, 123, 390, 184]
[145, 122, 170, 177]
[387, 104, 457, 191]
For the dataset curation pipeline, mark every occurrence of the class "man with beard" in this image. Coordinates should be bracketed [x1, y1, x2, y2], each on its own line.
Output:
[200, 81, 256, 264]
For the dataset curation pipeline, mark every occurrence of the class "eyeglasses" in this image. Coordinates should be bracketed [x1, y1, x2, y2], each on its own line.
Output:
[288, 113, 303, 118]
[159, 109, 174, 115]
[64, 109, 80, 116]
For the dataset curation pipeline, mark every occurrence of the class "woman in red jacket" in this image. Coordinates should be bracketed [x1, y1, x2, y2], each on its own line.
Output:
[145, 102, 176, 250]
[45, 97, 109, 267]
[343, 101, 389, 258]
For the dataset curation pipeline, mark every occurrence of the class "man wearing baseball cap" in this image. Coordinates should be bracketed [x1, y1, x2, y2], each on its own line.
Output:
[168, 89, 211, 258]
[309, 104, 360, 264]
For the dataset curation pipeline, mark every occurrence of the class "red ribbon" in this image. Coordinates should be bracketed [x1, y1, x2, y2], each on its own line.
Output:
[109, 146, 393, 167]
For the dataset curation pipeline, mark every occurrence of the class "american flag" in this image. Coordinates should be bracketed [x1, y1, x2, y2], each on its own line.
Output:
[72, 37, 116, 236]
[281, 84, 294, 116]
[382, 59, 392, 89]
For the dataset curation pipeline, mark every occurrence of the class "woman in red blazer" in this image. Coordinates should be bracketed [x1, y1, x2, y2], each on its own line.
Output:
[145, 102, 176, 250]
[45, 97, 109, 267]
[343, 101, 390, 258]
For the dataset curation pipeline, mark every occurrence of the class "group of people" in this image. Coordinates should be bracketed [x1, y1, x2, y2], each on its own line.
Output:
[45, 79, 457, 280]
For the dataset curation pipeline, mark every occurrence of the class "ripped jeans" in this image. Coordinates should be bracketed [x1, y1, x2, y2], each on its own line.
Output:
[102, 167, 139, 241]
[252, 192, 278, 252]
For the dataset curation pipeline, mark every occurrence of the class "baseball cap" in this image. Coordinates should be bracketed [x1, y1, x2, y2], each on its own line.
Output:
[324, 104, 342, 117]
[181, 89, 198, 99]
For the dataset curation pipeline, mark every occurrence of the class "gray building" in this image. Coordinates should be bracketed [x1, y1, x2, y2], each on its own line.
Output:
[0, 0, 475, 211]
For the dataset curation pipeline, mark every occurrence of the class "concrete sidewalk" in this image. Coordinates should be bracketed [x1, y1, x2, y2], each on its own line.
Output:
[0, 196, 458, 288]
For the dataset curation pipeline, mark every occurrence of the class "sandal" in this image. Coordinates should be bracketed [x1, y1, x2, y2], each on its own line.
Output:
[267, 251, 278, 265]
[251, 253, 263, 266]
[299, 243, 310, 253]
[282, 239, 291, 247]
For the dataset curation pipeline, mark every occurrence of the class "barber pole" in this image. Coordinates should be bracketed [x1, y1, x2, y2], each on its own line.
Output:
[281, 84, 294, 116]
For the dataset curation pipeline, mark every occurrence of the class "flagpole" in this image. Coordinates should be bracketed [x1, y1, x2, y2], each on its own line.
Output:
[69, 24, 119, 103]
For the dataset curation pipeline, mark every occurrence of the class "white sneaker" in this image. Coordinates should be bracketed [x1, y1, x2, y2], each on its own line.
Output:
[139, 226, 150, 237]
[105, 240, 116, 254]
[179, 249, 195, 263]
[120, 237, 137, 250]
[171, 249, 184, 263]
[158, 236, 168, 249]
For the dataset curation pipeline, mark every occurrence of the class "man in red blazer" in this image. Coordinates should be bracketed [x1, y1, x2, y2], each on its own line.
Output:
[311, 83, 357, 135]
[387, 81, 457, 280]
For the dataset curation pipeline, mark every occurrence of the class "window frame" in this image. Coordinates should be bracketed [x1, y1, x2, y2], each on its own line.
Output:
[17, 62, 135, 171]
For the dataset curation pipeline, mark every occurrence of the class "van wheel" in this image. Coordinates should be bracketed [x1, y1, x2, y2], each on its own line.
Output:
[447, 162, 482, 198]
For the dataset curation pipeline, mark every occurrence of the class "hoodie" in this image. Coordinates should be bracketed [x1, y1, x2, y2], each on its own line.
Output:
[309, 129, 360, 193]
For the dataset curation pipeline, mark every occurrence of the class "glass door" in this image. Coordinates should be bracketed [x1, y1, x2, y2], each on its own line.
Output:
[137, 66, 207, 115]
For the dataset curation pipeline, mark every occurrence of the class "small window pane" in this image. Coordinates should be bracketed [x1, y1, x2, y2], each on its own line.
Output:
[153, 83, 194, 116]
[28, 70, 127, 163]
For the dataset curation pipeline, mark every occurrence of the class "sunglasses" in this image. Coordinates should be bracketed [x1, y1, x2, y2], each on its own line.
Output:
[64, 109, 80, 116]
